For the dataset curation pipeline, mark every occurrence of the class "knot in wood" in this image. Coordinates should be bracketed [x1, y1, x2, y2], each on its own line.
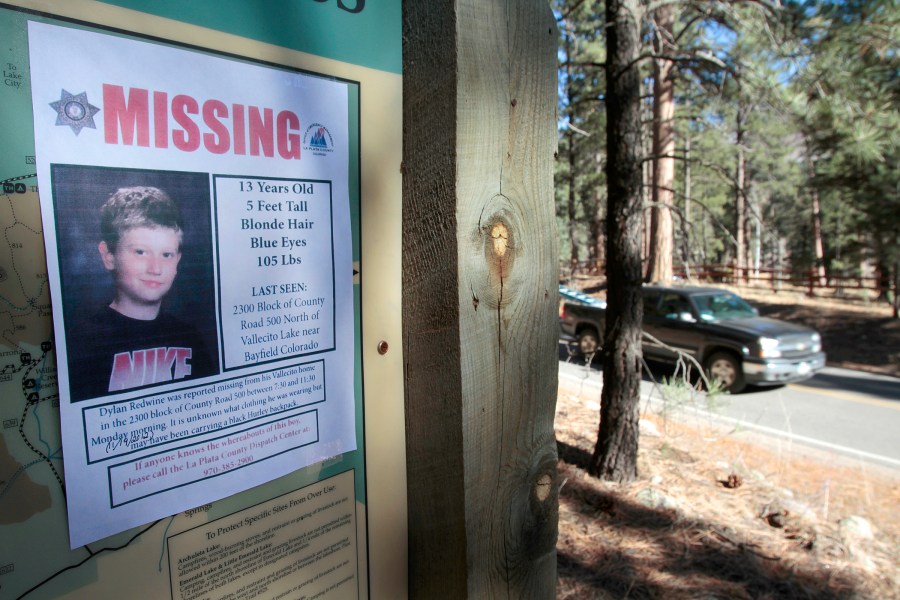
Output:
[534, 473, 552, 502]
[491, 222, 509, 257]
[468, 199, 521, 311]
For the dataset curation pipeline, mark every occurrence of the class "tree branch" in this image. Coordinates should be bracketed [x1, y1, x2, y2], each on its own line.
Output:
[565, 121, 593, 137]
[641, 191, 741, 251]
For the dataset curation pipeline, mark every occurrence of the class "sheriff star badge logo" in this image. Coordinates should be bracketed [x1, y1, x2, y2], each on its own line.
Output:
[49, 89, 100, 135]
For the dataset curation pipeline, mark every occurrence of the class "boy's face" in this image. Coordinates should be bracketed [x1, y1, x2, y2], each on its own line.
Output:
[99, 226, 182, 309]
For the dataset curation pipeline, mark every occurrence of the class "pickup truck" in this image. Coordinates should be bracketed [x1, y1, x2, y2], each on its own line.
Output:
[559, 284, 826, 393]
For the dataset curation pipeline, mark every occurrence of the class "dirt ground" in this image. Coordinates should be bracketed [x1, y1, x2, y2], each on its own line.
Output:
[555, 379, 900, 599]
[555, 285, 900, 599]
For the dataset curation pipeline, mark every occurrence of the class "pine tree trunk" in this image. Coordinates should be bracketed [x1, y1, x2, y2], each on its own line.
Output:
[646, 4, 675, 284]
[811, 185, 827, 288]
[590, 184, 605, 269]
[804, 145, 827, 292]
[568, 136, 579, 270]
[589, 0, 644, 483]
[565, 31, 580, 272]
[735, 112, 746, 284]
[893, 262, 899, 319]
[682, 135, 692, 277]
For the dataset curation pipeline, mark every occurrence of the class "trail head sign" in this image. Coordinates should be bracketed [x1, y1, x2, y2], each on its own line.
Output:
[0, 1, 404, 598]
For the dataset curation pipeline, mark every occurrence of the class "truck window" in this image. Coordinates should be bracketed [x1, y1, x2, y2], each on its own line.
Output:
[693, 292, 756, 320]
[660, 293, 691, 319]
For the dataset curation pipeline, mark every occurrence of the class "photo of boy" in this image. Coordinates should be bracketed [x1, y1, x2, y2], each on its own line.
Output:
[55, 167, 220, 401]
[99, 187, 184, 321]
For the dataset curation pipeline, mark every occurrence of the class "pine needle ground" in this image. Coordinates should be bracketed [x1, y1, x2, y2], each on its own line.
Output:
[555, 376, 900, 600]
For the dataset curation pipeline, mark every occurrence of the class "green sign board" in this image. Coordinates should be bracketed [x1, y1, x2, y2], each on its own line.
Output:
[0, 1, 405, 597]
[98, 0, 401, 73]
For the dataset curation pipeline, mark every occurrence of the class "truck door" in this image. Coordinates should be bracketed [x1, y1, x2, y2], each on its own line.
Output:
[644, 291, 704, 362]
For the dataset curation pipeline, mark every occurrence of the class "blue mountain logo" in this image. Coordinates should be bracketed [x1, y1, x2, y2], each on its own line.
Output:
[310, 127, 329, 148]
[303, 123, 334, 156]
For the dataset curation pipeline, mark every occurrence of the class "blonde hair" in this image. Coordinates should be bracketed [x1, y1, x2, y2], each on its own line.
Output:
[100, 186, 183, 252]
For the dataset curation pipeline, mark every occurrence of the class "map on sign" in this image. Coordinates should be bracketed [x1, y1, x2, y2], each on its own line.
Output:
[0, 8, 71, 593]
[0, 182, 56, 519]
[0, 7, 367, 599]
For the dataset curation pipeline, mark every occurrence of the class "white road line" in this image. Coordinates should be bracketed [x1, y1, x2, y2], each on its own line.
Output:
[558, 371, 900, 469]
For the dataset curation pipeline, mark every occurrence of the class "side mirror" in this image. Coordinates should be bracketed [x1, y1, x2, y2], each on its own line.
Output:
[679, 312, 696, 323]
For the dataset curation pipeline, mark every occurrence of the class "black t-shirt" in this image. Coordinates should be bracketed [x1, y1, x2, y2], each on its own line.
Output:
[67, 307, 217, 401]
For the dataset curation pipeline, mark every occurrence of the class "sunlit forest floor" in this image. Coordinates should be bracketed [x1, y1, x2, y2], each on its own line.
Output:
[554, 289, 899, 599]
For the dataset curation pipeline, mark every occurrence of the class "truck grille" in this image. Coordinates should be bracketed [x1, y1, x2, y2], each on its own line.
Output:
[779, 334, 819, 358]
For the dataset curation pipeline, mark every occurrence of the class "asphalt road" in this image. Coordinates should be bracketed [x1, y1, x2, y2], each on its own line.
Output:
[558, 348, 900, 469]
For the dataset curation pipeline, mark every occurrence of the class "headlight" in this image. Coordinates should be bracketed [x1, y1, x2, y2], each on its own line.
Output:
[811, 332, 822, 353]
[758, 337, 781, 358]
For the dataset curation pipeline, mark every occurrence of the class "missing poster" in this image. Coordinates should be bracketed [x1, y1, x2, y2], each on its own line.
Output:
[28, 21, 356, 547]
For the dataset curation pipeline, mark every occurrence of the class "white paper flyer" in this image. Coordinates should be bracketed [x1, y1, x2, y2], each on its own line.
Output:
[28, 21, 356, 547]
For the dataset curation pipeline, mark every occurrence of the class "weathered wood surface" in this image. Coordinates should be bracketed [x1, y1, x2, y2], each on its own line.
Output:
[403, 0, 559, 597]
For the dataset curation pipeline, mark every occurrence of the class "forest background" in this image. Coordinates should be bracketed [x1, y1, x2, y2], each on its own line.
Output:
[555, 0, 898, 301]
[552, 3, 898, 595]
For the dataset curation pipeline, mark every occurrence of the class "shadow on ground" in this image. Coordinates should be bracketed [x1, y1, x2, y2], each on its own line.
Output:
[555, 440, 862, 599]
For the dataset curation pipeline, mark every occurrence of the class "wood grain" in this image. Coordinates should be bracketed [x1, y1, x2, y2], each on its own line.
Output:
[404, 1, 559, 597]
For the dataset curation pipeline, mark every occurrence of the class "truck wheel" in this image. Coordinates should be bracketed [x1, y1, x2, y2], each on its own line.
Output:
[705, 351, 746, 393]
[577, 328, 600, 358]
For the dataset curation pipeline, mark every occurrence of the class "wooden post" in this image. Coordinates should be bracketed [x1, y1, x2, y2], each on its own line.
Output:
[402, 1, 559, 597]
